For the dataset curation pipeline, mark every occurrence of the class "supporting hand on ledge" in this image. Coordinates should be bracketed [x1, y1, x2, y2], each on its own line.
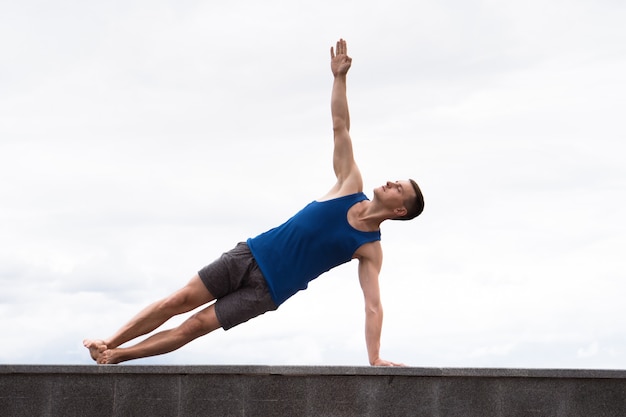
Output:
[372, 358, 406, 367]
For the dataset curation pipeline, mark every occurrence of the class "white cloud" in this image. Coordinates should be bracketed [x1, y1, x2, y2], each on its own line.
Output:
[1, 0, 625, 368]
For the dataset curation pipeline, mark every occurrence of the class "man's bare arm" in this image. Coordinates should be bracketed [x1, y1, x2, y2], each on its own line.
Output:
[324, 39, 362, 199]
[357, 243, 405, 367]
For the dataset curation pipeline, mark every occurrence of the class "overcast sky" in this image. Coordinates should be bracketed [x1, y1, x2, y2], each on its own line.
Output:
[1, 0, 625, 368]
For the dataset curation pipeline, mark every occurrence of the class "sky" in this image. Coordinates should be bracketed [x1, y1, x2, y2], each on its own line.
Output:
[1, 0, 625, 368]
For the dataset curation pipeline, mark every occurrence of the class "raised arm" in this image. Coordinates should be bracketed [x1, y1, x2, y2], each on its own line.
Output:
[322, 39, 362, 200]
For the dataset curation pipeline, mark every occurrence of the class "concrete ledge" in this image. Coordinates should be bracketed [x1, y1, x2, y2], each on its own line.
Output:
[2, 365, 625, 416]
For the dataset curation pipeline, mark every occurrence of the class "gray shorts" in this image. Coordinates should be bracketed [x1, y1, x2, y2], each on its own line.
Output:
[198, 242, 278, 330]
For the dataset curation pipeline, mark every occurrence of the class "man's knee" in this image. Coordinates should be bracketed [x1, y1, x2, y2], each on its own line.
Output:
[160, 288, 196, 313]
[180, 309, 220, 339]
[160, 277, 214, 313]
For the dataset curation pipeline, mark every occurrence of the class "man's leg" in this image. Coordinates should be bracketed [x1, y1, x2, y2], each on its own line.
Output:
[83, 274, 214, 361]
[98, 302, 222, 364]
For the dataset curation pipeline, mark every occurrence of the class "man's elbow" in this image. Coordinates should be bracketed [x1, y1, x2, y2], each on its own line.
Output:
[365, 302, 383, 317]
[332, 117, 349, 132]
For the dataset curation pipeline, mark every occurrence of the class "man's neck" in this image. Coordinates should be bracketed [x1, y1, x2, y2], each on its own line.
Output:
[348, 200, 386, 232]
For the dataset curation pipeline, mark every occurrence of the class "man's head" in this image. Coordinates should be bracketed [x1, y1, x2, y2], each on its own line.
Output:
[374, 179, 424, 221]
[395, 179, 424, 221]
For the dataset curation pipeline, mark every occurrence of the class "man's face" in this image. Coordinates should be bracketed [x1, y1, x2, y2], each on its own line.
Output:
[374, 180, 414, 211]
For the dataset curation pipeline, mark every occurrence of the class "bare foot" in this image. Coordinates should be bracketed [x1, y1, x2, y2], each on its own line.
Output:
[83, 339, 107, 362]
[98, 348, 122, 365]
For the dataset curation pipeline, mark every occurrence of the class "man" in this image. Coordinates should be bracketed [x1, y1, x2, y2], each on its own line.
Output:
[84, 39, 424, 366]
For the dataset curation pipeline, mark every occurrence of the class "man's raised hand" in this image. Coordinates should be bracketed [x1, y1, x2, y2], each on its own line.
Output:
[330, 38, 352, 77]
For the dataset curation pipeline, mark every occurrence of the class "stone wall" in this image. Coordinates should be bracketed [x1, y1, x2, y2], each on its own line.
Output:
[1, 365, 625, 416]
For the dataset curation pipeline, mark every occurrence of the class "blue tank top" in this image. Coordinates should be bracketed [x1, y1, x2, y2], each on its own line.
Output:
[247, 192, 381, 305]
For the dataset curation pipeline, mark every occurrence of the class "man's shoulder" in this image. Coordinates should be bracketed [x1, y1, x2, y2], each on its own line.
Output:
[319, 175, 364, 202]
[354, 240, 382, 262]
[317, 191, 367, 203]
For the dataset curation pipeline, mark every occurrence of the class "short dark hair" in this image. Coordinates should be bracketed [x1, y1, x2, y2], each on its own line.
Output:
[394, 179, 424, 221]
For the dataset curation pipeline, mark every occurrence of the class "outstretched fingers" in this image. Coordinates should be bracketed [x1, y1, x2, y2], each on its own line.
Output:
[331, 38, 348, 58]
[338, 38, 347, 55]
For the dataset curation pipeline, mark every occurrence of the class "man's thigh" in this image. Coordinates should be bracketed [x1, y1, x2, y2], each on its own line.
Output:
[214, 275, 278, 330]
[198, 242, 278, 330]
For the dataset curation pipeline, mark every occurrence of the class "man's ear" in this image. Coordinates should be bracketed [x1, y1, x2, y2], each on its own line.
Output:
[394, 206, 407, 217]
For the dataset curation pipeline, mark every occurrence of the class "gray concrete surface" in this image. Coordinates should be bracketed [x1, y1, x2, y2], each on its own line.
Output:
[1, 365, 625, 416]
